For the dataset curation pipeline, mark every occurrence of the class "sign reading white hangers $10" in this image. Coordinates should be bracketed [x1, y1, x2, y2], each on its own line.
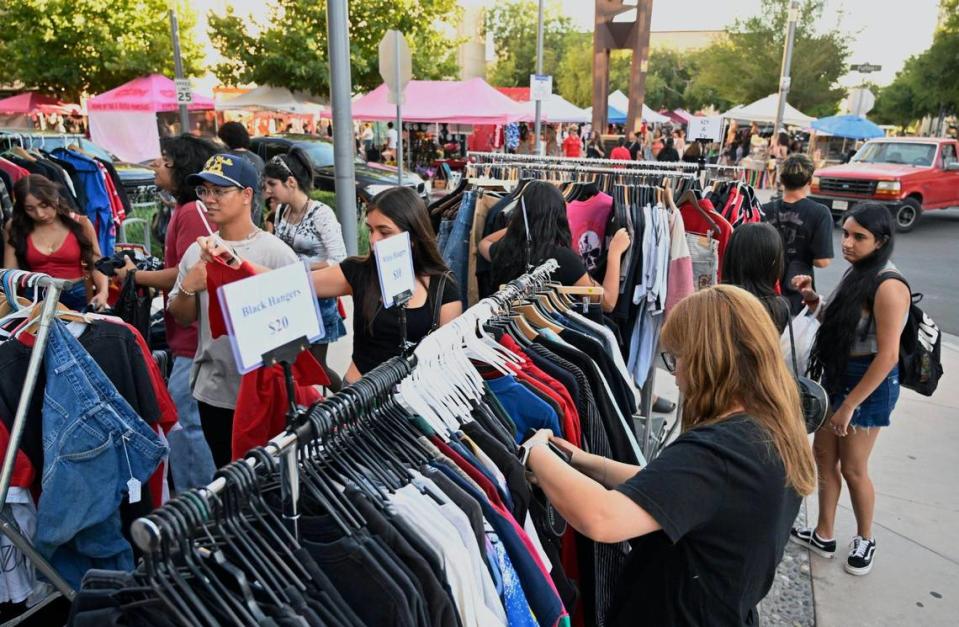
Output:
[217, 261, 325, 373]
[374, 231, 415, 308]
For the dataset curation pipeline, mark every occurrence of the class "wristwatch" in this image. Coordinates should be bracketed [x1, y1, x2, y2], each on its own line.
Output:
[517, 441, 548, 469]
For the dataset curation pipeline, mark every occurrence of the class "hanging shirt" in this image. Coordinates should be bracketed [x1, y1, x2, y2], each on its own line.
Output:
[679, 198, 733, 282]
[566, 192, 614, 273]
[486, 374, 562, 444]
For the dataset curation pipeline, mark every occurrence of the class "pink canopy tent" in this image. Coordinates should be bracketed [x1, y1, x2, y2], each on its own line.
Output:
[351, 78, 526, 124]
[0, 92, 81, 115]
[87, 74, 214, 112]
[88, 74, 215, 162]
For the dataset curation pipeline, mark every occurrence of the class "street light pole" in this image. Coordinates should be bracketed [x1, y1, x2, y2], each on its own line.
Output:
[326, 0, 359, 255]
[773, 1, 800, 137]
[533, 0, 545, 156]
[168, 9, 190, 134]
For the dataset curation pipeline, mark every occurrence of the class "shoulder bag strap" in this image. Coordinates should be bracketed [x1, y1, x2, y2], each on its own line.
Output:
[430, 273, 450, 333]
[787, 314, 800, 377]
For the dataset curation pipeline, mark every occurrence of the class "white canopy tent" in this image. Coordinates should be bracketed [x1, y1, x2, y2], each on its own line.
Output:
[216, 85, 326, 114]
[608, 90, 670, 124]
[720, 94, 815, 127]
[523, 94, 590, 123]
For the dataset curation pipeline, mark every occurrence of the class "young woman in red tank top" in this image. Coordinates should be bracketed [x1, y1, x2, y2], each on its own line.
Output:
[3, 174, 108, 310]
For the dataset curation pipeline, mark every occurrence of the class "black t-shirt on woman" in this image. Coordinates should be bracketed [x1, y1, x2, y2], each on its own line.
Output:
[609, 415, 801, 626]
[340, 258, 458, 374]
[489, 242, 588, 287]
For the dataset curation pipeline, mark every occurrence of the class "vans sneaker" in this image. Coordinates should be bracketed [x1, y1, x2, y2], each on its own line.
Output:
[845, 536, 877, 576]
[789, 527, 836, 558]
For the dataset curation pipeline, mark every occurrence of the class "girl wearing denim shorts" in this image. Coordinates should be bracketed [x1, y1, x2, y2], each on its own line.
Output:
[788, 203, 911, 577]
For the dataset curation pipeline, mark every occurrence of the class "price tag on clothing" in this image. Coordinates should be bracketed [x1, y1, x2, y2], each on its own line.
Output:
[686, 116, 723, 142]
[217, 261, 325, 373]
[374, 231, 416, 308]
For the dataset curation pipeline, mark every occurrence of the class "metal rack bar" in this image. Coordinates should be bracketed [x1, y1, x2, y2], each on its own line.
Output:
[466, 161, 697, 180]
[468, 150, 700, 171]
[0, 271, 77, 600]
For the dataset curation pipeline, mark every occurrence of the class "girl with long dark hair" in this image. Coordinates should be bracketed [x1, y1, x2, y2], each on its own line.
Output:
[721, 222, 790, 333]
[199, 186, 461, 384]
[263, 147, 348, 391]
[478, 181, 630, 312]
[4, 174, 108, 310]
[790, 203, 910, 576]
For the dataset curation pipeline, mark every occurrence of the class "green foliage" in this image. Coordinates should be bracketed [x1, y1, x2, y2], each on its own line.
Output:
[554, 34, 708, 112]
[209, 0, 463, 95]
[874, 5, 959, 127]
[485, 0, 573, 88]
[0, 0, 203, 101]
[688, 0, 849, 117]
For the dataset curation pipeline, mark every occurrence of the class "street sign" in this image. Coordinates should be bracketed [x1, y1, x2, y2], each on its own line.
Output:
[218, 262, 325, 374]
[847, 88, 876, 117]
[531, 74, 553, 101]
[686, 116, 723, 142]
[174, 78, 193, 105]
[850, 63, 882, 73]
[379, 30, 412, 105]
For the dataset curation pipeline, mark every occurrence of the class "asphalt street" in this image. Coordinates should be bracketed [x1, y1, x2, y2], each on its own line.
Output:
[813, 207, 959, 335]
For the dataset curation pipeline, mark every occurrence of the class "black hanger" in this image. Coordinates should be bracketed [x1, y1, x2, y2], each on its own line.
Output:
[153, 511, 214, 626]
[170, 495, 256, 626]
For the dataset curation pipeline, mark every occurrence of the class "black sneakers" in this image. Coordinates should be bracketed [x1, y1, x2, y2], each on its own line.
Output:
[789, 527, 837, 558]
[845, 536, 877, 576]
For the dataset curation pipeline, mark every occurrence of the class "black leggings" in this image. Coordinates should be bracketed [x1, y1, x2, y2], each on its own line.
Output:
[197, 401, 235, 469]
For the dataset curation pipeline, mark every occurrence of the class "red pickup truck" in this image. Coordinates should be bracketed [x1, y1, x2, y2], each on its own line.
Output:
[810, 137, 959, 232]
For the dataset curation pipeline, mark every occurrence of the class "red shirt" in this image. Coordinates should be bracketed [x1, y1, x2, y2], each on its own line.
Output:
[562, 135, 582, 158]
[25, 230, 84, 279]
[679, 198, 733, 281]
[610, 146, 632, 161]
[164, 201, 216, 357]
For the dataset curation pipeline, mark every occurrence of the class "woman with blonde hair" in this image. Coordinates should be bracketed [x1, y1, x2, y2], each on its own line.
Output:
[520, 285, 815, 626]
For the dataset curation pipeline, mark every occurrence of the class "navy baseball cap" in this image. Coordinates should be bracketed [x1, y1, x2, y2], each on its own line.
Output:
[187, 153, 259, 189]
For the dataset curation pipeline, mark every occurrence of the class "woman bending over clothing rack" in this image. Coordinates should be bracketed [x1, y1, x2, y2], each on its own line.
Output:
[478, 181, 631, 313]
[4, 174, 109, 311]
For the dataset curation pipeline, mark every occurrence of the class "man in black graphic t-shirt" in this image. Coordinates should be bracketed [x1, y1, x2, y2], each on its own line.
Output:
[764, 154, 834, 314]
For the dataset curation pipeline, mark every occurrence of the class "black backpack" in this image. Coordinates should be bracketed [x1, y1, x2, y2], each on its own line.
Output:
[874, 274, 943, 396]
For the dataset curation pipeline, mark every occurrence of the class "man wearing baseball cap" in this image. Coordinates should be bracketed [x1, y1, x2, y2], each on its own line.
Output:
[167, 153, 297, 467]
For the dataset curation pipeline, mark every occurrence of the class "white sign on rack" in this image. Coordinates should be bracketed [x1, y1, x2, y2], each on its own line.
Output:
[174, 78, 193, 105]
[218, 261, 324, 373]
[686, 116, 723, 142]
[374, 231, 415, 308]
[531, 74, 553, 101]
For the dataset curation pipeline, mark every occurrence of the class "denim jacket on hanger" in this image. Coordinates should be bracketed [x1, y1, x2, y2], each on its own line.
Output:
[34, 320, 167, 588]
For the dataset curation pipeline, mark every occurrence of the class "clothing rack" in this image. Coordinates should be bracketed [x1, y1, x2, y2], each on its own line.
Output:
[130, 259, 560, 557]
[0, 270, 77, 600]
[469, 150, 700, 172]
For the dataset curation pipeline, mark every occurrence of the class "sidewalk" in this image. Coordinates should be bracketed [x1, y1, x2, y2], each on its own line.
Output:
[806, 334, 959, 626]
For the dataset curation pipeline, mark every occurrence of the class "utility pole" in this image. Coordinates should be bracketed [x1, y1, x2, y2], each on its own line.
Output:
[773, 1, 800, 136]
[533, 0, 545, 156]
[168, 9, 190, 134]
[326, 0, 359, 255]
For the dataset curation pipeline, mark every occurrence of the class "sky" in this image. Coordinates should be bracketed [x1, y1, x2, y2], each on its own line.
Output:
[462, 0, 942, 87]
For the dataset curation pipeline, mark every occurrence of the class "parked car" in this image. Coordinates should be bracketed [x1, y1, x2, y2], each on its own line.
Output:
[810, 137, 959, 232]
[0, 130, 157, 200]
[249, 134, 427, 203]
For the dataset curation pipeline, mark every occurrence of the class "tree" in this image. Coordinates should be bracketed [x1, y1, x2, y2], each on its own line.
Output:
[209, 0, 462, 95]
[873, 5, 959, 127]
[0, 0, 203, 101]
[554, 34, 708, 112]
[687, 0, 850, 117]
[485, 0, 573, 88]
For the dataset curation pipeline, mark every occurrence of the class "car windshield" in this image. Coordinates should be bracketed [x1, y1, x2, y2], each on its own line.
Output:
[292, 139, 365, 168]
[852, 142, 937, 167]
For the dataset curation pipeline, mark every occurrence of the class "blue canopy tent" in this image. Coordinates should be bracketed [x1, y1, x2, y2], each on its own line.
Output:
[811, 114, 884, 140]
